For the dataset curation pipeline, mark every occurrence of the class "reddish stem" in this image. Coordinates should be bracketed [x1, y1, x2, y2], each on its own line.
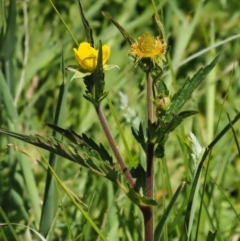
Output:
[140, 72, 155, 241]
[95, 105, 137, 191]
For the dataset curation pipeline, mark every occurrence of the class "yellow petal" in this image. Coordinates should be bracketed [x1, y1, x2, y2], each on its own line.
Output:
[102, 45, 110, 65]
[73, 42, 110, 72]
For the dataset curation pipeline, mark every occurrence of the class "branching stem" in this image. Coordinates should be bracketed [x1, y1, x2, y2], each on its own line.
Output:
[95, 105, 137, 191]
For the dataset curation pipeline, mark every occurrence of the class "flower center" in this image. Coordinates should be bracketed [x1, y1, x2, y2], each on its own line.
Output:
[137, 33, 156, 53]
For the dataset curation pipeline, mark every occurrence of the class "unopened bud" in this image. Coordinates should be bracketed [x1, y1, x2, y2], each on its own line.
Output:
[153, 94, 171, 111]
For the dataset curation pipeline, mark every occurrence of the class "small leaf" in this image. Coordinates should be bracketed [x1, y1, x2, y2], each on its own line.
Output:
[131, 123, 146, 153]
[154, 138, 167, 158]
[178, 110, 199, 119]
[127, 189, 158, 207]
[130, 164, 146, 194]
[154, 78, 169, 96]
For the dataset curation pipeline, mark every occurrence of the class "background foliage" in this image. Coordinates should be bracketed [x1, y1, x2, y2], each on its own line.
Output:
[0, 0, 240, 240]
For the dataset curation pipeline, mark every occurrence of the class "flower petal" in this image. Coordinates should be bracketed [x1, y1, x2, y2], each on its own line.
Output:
[102, 45, 110, 65]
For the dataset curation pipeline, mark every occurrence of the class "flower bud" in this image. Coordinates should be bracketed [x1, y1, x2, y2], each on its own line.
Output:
[153, 94, 171, 112]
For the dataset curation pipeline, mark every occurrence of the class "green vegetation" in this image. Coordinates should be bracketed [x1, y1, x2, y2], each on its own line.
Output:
[1, 0, 240, 240]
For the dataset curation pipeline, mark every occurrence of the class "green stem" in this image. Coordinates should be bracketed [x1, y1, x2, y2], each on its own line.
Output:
[95, 106, 137, 191]
[141, 72, 155, 241]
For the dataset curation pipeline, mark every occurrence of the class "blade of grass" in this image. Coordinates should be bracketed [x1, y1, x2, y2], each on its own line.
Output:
[0, 207, 20, 241]
[183, 112, 240, 239]
[47, 0, 78, 45]
[227, 113, 240, 155]
[154, 182, 186, 241]
[39, 48, 69, 236]
[107, 97, 136, 168]
[39, 151, 108, 241]
[0, 70, 41, 226]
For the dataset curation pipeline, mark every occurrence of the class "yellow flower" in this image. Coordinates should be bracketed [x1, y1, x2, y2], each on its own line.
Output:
[129, 33, 167, 68]
[73, 42, 110, 72]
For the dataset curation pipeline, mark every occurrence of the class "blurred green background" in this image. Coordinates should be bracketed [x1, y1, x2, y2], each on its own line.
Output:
[0, 0, 240, 240]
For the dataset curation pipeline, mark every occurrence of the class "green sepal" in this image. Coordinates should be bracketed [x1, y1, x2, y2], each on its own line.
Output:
[77, 0, 94, 47]
[102, 11, 135, 45]
[92, 40, 105, 104]
[152, 13, 165, 41]
[104, 64, 120, 71]
[66, 66, 91, 81]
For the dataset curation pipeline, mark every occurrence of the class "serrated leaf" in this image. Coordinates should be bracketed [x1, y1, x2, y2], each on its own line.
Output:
[0, 127, 158, 207]
[0, 128, 118, 183]
[45, 123, 113, 164]
[164, 49, 224, 122]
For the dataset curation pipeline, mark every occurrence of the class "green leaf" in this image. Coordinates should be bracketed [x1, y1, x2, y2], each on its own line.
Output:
[127, 188, 158, 207]
[130, 164, 146, 194]
[154, 182, 186, 241]
[0, 128, 118, 180]
[178, 110, 199, 119]
[45, 123, 113, 164]
[154, 78, 169, 96]
[164, 49, 224, 122]
[0, 127, 157, 207]
[102, 11, 135, 45]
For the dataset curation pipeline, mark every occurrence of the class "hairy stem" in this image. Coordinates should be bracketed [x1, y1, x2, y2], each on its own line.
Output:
[95, 106, 137, 191]
[140, 72, 155, 241]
